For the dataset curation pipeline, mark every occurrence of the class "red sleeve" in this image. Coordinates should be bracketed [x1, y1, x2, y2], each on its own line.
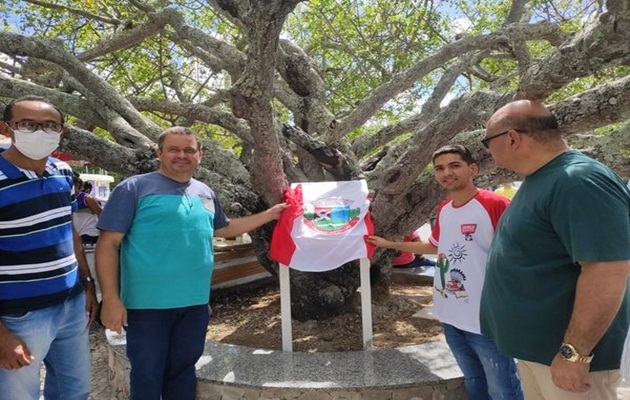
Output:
[476, 190, 510, 230]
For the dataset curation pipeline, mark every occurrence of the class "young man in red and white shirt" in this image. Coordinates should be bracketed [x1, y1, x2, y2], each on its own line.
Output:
[368, 145, 523, 399]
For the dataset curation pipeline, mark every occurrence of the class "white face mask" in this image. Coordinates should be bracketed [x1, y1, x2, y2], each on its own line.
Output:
[13, 130, 61, 160]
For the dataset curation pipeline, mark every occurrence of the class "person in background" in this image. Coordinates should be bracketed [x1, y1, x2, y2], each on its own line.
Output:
[481, 99, 629, 399]
[493, 182, 518, 200]
[391, 231, 436, 268]
[96, 126, 287, 400]
[0, 95, 97, 399]
[73, 178, 102, 246]
[368, 145, 522, 400]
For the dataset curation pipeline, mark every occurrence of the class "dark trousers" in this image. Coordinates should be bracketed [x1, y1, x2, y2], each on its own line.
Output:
[126, 305, 210, 400]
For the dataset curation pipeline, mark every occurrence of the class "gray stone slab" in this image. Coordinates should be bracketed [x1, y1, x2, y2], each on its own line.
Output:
[196, 341, 460, 390]
[107, 331, 461, 391]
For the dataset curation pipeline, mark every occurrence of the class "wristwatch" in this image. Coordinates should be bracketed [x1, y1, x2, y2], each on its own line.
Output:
[559, 342, 593, 363]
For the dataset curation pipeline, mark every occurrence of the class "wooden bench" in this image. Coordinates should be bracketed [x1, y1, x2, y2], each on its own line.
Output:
[212, 240, 273, 292]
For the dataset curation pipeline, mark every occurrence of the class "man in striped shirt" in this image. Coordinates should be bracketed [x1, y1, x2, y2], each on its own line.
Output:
[0, 96, 97, 400]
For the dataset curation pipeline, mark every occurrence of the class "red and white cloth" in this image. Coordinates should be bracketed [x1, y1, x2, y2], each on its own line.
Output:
[270, 180, 375, 272]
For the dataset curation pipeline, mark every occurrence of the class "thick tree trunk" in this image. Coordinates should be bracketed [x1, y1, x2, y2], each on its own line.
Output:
[288, 263, 361, 321]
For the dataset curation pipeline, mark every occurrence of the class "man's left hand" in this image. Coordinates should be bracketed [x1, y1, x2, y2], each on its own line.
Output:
[550, 353, 590, 393]
[84, 283, 98, 326]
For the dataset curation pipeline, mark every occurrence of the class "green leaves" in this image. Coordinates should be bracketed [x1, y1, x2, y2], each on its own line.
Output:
[284, 0, 450, 115]
[0, 0, 623, 146]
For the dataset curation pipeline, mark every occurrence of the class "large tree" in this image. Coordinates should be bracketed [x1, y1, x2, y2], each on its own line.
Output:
[0, 0, 628, 319]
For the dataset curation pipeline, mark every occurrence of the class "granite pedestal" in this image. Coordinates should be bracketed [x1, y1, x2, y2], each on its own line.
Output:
[106, 331, 465, 399]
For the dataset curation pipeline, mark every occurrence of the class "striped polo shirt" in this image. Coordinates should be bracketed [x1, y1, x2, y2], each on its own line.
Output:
[0, 150, 82, 315]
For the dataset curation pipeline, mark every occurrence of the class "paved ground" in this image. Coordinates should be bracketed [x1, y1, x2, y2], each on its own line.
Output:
[87, 326, 119, 400]
[85, 322, 629, 400]
[38, 325, 118, 400]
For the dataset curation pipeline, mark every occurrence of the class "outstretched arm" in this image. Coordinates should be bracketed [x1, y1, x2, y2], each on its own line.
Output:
[367, 235, 437, 255]
[215, 203, 288, 239]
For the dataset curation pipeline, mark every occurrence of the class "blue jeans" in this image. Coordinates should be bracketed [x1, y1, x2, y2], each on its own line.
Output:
[126, 304, 210, 400]
[443, 323, 523, 400]
[395, 256, 436, 268]
[0, 291, 90, 400]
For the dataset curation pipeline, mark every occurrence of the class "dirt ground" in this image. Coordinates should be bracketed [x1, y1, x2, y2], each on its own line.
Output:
[207, 281, 443, 352]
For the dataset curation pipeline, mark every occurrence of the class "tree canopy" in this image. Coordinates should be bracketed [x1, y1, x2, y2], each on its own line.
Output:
[1, 0, 629, 318]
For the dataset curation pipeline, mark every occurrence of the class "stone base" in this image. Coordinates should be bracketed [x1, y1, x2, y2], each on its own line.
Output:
[106, 331, 465, 399]
[194, 382, 466, 400]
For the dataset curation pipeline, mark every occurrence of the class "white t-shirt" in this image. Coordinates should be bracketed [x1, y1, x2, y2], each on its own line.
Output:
[429, 190, 508, 334]
[73, 212, 100, 237]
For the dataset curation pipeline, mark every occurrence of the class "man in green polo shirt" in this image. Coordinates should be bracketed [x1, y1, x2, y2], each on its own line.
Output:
[480, 100, 630, 399]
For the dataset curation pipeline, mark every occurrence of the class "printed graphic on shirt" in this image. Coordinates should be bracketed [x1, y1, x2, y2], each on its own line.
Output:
[435, 233, 470, 299]
[461, 223, 477, 241]
[448, 242, 469, 264]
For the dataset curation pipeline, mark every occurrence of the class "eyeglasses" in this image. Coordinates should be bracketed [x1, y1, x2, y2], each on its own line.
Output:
[8, 119, 64, 134]
[481, 129, 527, 148]
[165, 147, 199, 155]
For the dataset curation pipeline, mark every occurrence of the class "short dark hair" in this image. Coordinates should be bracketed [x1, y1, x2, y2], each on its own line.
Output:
[432, 144, 475, 165]
[83, 182, 93, 192]
[157, 126, 202, 151]
[2, 95, 65, 124]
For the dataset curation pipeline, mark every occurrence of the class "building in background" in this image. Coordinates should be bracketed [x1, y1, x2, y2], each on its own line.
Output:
[79, 173, 114, 203]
